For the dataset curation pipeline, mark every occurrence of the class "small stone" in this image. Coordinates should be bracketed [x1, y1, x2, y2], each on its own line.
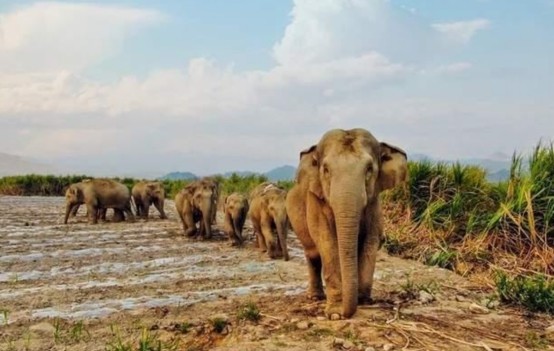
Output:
[290, 318, 300, 323]
[316, 316, 327, 321]
[365, 348, 376, 351]
[334, 337, 345, 346]
[343, 340, 355, 349]
[296, 321, 310, 330]
[418, 290, 435, 304]
[469, 303, 490, 314]
[455, 295, 467, 302]
[383, 344, 395, 351]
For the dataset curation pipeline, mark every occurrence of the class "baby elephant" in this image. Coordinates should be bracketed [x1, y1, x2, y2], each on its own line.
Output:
[223, 193, 249, 246]
[132, 181, 167, 220]
[249, 184, 289, 261]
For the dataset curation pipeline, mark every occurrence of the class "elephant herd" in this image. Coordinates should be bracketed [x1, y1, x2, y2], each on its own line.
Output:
[62, 128, 408, 319]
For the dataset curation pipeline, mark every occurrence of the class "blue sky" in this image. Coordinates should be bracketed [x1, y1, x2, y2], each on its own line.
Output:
[0, 0, 553, 176]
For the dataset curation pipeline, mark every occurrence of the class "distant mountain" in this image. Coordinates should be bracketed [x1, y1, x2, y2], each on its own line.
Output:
[487, 169, 510, 182]
[265, 165, 296, 181]
[159, 171, 198, 180]
[0, 153, 59, 176]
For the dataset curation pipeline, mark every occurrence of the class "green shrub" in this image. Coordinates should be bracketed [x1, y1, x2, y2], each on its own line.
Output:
[495, 272, 554, 313]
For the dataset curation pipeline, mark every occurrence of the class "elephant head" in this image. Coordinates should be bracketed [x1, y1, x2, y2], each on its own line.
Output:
[190, 178, 218, 238]
[146, 182, 164, 199]
[309, 128, 407, 318]
[64, 184, 84, 224]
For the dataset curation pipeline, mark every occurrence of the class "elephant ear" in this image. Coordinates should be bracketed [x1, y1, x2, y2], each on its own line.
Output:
[378, 142, 408, 192]
[308, 148, 324, 200]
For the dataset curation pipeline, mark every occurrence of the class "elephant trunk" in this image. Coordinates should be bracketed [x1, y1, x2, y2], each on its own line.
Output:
[330, 183, 364, 319]
[64, 203, 74, 224]
[201, 198, 213, 238]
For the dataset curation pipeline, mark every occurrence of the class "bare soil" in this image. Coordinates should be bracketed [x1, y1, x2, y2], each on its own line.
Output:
[0, 196, 552, 351]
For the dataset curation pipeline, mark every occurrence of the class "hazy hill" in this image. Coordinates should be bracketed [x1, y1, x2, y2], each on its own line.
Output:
[265, 165, 296, 181]
[0, 153, 59, 176]
[410, 153, 511, 181]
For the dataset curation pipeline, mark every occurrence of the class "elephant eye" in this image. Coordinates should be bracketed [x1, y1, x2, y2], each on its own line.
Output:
[322, 165, 329, 175]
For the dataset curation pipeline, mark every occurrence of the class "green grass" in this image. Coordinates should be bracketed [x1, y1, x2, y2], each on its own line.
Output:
[210, 317, 228, 333]
[495, 272, 554, 313]
[236, 302, 261, 322]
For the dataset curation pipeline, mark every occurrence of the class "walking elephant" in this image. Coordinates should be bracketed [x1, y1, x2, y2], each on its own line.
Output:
[132, 181, 167, 219]
[174, 177, 218, 239]
[64, 179, 135, 224]
[249, 184, 289, 261]
[223, 192, 249, 246]
[285, 128, 408, 320]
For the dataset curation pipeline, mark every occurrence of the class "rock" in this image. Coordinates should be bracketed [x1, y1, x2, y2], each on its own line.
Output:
[418, 290, 435, 304]
[383, 344, 395, 351]
[343, 340, 355, 349]
[469, 303, 490, 314]
[481, 298, 500, 309]
[296, 321, 310, 330]
[30, 322, 55, 334]
[365, 348, 376, 351]
[316, 316, 327, 321]
[290, 318, 300, 323]
[334, 338, 345, 346]
[455, 295, 467, 302]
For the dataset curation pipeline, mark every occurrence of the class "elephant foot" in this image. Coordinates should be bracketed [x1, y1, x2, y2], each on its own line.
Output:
[307, 290, 325, 301]
[324, 302, 343, 321]
[358, 294, 373, 305]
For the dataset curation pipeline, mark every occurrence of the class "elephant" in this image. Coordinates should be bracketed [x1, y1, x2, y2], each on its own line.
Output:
[223, 192, 249, 246]
[64, 179, 135, 224]
[249, 184, 290, 261]
[174, 177, 218, 239]
[132, 181, 167, 219]
[285, 128, 408, 320]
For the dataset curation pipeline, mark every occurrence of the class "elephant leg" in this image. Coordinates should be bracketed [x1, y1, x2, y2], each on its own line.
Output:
[183, 210, 197, 238]
[260, 213, 277, 259]
[251, 219, 266, 251]
[70, 204, 80, 217]
[86, 203, 98, 224]
[154, 199, 167, 219]
[306, 254, 325, 300]
[358, 224, 381, 304]
[123, 203, 135, 222]
[141, 198, 150, 219]
[310, 211, 342, 319]
[112, 209, 125, 223]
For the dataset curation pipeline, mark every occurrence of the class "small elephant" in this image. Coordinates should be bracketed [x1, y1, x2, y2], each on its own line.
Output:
[132, 181, 167, 219]
[174, 177, 218, 239]
[285, 128, 408, 320]
[223, 192, 249, 246]
[249, 184, 289, 261]
[64, 179, 135, 224]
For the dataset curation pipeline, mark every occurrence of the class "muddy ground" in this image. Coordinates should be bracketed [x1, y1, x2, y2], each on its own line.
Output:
[0, 196, 552, 351]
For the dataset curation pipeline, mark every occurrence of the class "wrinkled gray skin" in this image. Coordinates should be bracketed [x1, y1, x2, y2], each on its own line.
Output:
[132, 181, 167, 220]
[223, 192, 249, 246]
[64, 179, 135, 224]
[249, 184, 289, 260]
[174, 178, 217, 239]
[285, 128, 408, 320]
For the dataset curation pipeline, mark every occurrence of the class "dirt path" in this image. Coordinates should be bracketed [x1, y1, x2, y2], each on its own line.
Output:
[0, 196, 552, 350]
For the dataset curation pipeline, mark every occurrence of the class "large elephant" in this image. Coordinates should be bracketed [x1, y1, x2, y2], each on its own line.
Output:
[64, 179, 135, 224]
[249, 185, 290, 261]
[223, 192, 249, 246]
[285, 128, 407, 320]
[132, 181, 167, 219]
[174, 177, 218, 239]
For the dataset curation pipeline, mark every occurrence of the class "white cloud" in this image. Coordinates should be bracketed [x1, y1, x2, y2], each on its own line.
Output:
[0, 2, 164, 73]
[432, 19, 490, 44]
[1, 1, 535, 176]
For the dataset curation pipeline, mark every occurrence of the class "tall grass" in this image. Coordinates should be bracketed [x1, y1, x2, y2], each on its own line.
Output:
[382, 142, 554, 312]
